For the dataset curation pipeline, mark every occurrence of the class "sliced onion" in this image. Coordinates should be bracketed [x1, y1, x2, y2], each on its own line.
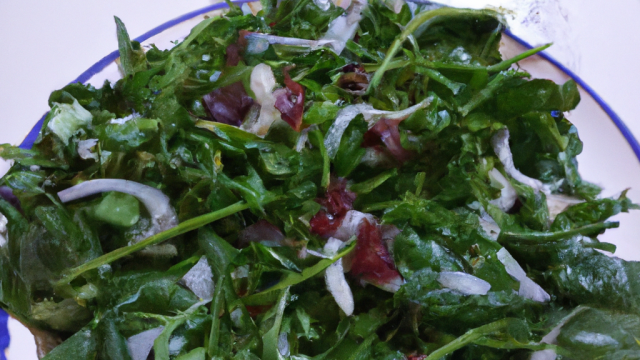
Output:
[250, 64, 277, 104]
[437, 272, 491, 295]
[333, 0, 352, 9]
[0, 212, 6, 247]
[333, 210, 376, 241]
[324, 237, 355, 316]
[376, 276, 405, 293]
[181, 256, 215, 301]
[127, 327, 164, 360]
[321, 0, 367, 54]
[57, 179, 178, 240]
[492, 128, 549, 194]
[488, 168, 518, 212]
[242, 64, 282, 136]
[546, 194, 583, 221]
[478, 211, 501, 241]
[497, 248, 550, 302]
[0, 212, 6, 235]
[295, 128, 311, 152]
[278, 332, 291, 357]
[245, 33, 335, 49]
[381, 0, 405, 13]
[77, 139, 99, 161]
[519, 277, 551, 303]
[314, 0, 331, 10]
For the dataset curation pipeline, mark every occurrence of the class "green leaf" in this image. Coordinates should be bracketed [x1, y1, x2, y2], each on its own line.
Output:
[242, 241, 356, 306]
[303, 102, 341, 125]
[92, 192, 140, 227]
[46, 98, 93, 145]
[207, 274, 226, 357]
[262, 287, 290, 360]
[308, 129, 330, 188]
[96, 315, 132, 360]
[497, 79, 581, 118]
[114, 16, 147, 77]
[34, 206, 102, 273]
[0, 144, 66, 169]
[334, 116, 367, 178]
[349, 169, 398, 195]
[393, 226, 465, 278]
[176, 347, 206, 360]
[41, 328, 97, 360]
[555, 308, 640, 359]
[56, 201, 249, 286]
[95, 118, 159, 151]
[199, 227, 240, 279]
[424, 318, 556, 359]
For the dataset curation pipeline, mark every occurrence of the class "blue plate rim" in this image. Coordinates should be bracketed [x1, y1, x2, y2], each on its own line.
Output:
[19, 1, 640, 168]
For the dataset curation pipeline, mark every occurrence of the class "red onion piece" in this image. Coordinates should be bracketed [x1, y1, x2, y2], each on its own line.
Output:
[350, 219, 404, 292]
[203, 82, 255, 127]
[274, 68, 305, 132]
[363, 118, 413, 163]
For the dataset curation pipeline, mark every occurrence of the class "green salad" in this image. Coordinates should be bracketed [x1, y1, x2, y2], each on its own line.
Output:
[1, 0, 639, 359]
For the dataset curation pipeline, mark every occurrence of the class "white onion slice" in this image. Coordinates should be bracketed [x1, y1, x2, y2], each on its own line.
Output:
[77, 139, 99, 161]
[243, 64, 281, 137]
[0, 212, 6, 235]
[546, 194, 583, 221]
[437, 272, 491, 295]
[382, 0, 405, 13]
[333, 210, 376, 241]
[321, 0, 367, 54]
[127, 327, 164, 360]
[324, 238, 355, 316]
[497, 248, 550, 302]
[478, 212, 501, 241]
[492, 128, 549, 194]
[181, 256, 215, 301]
[488, 168, 518, 212]
[245, 33, 335, 49]
[295, 128, 312, 152]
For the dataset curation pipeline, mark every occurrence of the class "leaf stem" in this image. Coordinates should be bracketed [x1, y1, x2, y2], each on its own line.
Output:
[368, 8, 502, 94]
[487, 43, 552, 73]
[55, 201, 249, 286]
[207, 274, 226, 357]
[498, 222, 619, 243]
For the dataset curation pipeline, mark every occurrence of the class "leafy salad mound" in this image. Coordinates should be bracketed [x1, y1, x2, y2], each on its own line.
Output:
[1, 0, 639, 359]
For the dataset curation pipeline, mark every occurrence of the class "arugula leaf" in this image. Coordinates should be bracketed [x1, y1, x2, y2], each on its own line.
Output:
[114, 17, 147, 77]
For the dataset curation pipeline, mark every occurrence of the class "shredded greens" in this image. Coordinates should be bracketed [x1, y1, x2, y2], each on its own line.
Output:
[0, 1, 638, 359]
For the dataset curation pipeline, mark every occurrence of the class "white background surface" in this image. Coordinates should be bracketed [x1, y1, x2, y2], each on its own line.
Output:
[1, 1, 640, 359]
